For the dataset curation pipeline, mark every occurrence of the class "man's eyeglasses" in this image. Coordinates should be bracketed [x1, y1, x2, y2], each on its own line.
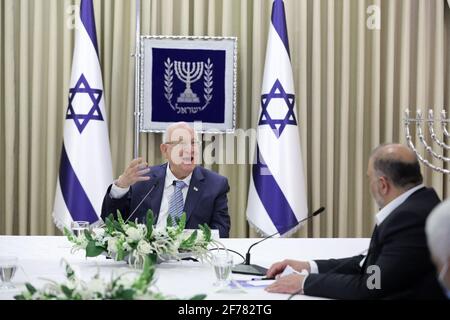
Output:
[164, 140, 200, 147]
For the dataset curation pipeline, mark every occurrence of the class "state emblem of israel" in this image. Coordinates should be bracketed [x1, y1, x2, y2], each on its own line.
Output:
[164, 57, 213, 114]
[142, 39, 236, 132]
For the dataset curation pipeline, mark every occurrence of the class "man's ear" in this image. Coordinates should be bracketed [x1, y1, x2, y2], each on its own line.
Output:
[378, 176, 390, 195]
[160, 144, 167, 158]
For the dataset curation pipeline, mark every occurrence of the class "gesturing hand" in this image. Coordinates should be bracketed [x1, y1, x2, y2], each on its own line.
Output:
[115, 157, 151, 188]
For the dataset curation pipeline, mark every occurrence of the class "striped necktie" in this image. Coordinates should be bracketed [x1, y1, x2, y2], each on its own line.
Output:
[168, 180, 187, 226]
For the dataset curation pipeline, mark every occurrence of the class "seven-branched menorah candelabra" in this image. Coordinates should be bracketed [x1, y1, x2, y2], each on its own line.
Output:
[404, 109, 450, 174]
[174, 61, 204, 103]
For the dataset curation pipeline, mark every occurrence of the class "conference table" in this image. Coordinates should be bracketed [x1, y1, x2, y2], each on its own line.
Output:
[0, 236, 369, 300]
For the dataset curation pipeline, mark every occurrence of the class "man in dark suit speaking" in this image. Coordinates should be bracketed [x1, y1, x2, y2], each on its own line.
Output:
[265, 143, 445, 299]
[101, 122, 231, 238]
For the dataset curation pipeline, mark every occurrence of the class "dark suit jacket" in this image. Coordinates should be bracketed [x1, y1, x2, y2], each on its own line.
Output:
[304, 187, 446, 299]
[101, 163, 231, 238]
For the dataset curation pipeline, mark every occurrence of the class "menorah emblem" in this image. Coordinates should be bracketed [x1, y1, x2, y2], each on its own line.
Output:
[404, 109, 450, 174]
[174, 61, 204, 103]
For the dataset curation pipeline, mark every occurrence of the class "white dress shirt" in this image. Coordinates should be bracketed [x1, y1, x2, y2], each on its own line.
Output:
[374, 184, 424, 226]
[109, 164, 192, 228]
[305, 184, 425, 286]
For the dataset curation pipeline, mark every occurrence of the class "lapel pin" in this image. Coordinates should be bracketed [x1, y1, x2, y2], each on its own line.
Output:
[193, 186, 198, 192]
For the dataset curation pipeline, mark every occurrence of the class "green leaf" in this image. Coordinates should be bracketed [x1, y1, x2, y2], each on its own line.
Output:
[180, 230, 197, 249]
[199, 224, 211, 243]
[118, 289, 135, 300]
[14, 294, 26, 300]
[105, 215, 115, 233]
[132, 256, 156, 291]
[63, 227, 71, 237]
[85, 240, 105, 257]
[166, 214, 174, 227]
[177, 212, 187, 231]
[25, 283, 37, 295]
[113, 219, 125, 233]
[148, 253, 157, 265]
[116, 240, 125, 261]
[190, 294, 207, 300]
[117, 210, 125, 225]
[65, 263, 76, 280]
[104, 211, 125, 233]
[112, 219, 121, 229]
[61, 285, 73, 298]
[83, 229, 93, 241]
[64, 228, 76, 243]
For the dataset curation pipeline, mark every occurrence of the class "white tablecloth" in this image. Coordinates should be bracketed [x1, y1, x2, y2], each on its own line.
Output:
[0, 236, 369, 300]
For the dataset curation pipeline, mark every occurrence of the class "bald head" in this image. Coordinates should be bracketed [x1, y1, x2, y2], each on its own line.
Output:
[370, 143, 423, 190]
[371, 143, 417, 163]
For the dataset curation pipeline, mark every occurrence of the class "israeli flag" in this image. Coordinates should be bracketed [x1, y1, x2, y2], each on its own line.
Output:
[53, 0, 113, 230]
[246, 0, 308, 236]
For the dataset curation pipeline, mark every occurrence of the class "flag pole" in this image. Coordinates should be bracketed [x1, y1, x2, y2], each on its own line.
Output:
[133, 0, 141, 159]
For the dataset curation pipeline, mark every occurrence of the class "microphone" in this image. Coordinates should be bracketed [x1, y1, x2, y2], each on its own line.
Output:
[124, 180, 159, 223]
[232, 207, 325, 276]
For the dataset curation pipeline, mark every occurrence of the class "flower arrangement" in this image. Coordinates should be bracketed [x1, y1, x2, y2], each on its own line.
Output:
[14, 258, 205, 300]
[64, 210, 220, 267]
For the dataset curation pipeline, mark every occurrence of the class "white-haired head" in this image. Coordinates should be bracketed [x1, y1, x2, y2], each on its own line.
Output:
[162, 122, 198, 143]
[160, 122, 200, 179]
[426, 200, 450, 265]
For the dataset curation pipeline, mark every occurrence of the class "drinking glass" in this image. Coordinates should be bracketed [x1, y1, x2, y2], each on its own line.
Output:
[70, 221, 90, 237]
[0, 256, 18, 289]
[212, 251, 233, 288]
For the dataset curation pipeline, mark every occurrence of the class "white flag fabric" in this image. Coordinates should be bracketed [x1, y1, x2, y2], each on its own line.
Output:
[246, 0, 308, 236]
[53, 0, 113, 230]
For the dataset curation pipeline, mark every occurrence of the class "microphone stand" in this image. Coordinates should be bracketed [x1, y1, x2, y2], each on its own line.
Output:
[232, 207, 325, 276]
[124, 181, 158, 223]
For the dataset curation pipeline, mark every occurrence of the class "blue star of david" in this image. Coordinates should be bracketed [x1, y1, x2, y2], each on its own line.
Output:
[258, 79, 297, 138]
[66, 73, 104, 133]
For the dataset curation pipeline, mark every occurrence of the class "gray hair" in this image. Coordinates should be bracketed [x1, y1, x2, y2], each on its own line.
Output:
[162, 122, 198, 143]
[426, 200, 450, 264]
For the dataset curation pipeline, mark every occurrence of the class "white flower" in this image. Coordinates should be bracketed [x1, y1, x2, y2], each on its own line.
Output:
[91, 228, 105, 240]
[153, 228, 166, 238]
[137, 240, 152, 255]
[126, 227, 144, 242]
[123, 242, 132, 252]
[107, 238, 118, 253]
[137, 224, 147, 237]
